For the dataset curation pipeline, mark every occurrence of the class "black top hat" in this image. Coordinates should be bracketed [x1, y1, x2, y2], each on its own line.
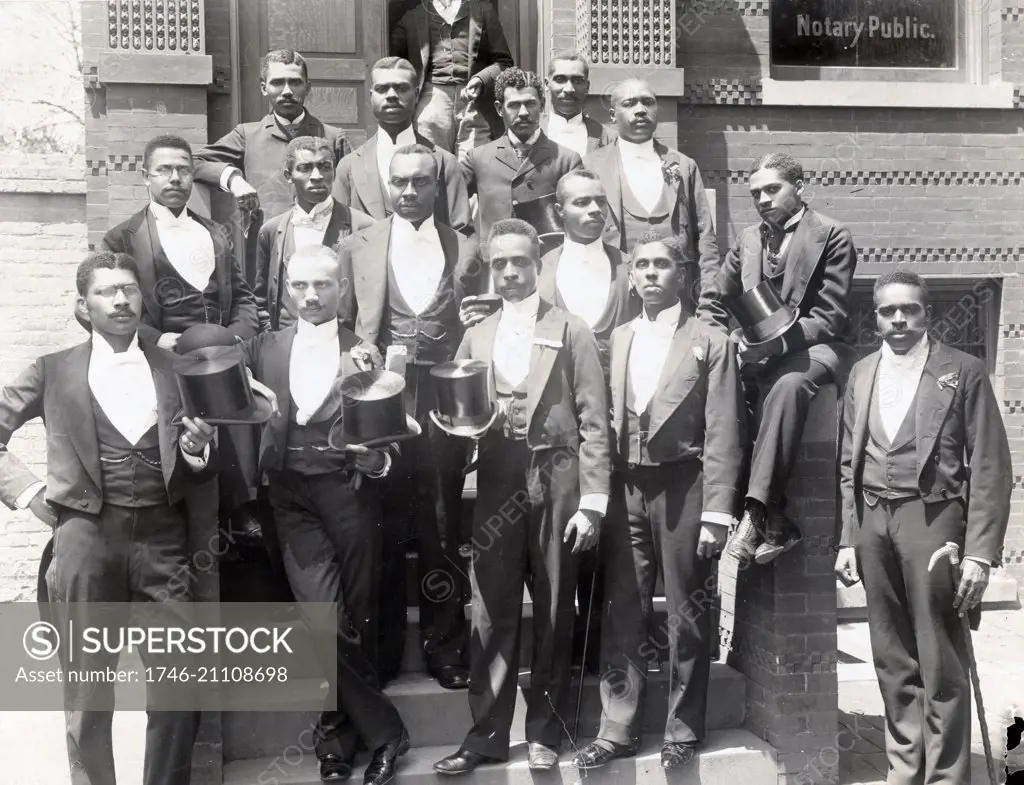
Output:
[513, 192, 561, 236]
[428, 360, 499, 439]
[176, 323, 240, 356]
[727, 279, 799, 347]
[327, 369, 422, 450]
[171, 344, 275, 426]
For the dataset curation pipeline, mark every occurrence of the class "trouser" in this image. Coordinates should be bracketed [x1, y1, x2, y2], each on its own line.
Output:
[462, 436, 582, 759]
[268, 470, 405, 760]
[597, 462, 713, 746]
[216, 424, 260, 514]
[45, 503, 201, 785]
[378, 363, 469, 681]
[743, 349, 833, 508]
[413, 82, 492, 157]
[855, 495, 972, 785]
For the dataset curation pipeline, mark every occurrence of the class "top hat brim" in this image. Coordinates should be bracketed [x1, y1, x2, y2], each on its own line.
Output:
[730, 309, 800, 348]
[170, 387, 277, 427]
[327, 414, 423, 452]
[428, 404, 500, 439]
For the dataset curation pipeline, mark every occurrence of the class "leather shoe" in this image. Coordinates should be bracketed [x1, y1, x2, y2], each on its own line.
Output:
[319, 753, 352, 781]
[727, 504, 765, 563]
[661, 741, 697, 769]
[362, 727, 409, 785]
[754, 509, 802, 564]
[433, 749, 501, 776]
[432, 665, 470, 690]
[527, 742, 559, 770]
[229, 507, 264, 541]
[571, 740, 638, 769]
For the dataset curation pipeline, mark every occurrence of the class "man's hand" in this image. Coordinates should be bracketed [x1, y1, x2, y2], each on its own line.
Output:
[158, 332, 182, 352]
[564, 509, 602, 555]
[228, 174, 260, 213]
[246, 370, 281, 417]
[460, 76, 483, 103]
[345, 444, 387, 475]
[180, 416, 216, 456]
[696, 521, 728, 559]
[459, 296, 496, 328]
[834, 547, 861, 587]
[28, 488, 58, 528]
[954, 560, 990, 617]
[737, 335, 783, 365]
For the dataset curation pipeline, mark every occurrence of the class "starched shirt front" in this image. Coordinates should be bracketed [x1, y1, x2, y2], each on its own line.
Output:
[546, 112, 588, 158]
[149, 201, 216, 292]
[555, 237, 611, 329]
[617, 138, 664, 215]
[289, 317, 341, 426]
[291, 197, 334, 251]
[389, 216, 446, 315]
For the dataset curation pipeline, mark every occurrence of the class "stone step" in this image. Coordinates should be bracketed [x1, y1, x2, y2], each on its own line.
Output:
[837, 571, 1020, 622]
[223, 728, 775, 785]
[222, 662, 746, 762]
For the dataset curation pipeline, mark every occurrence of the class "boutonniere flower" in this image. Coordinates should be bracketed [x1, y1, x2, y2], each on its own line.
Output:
[692, 346, 705, 363]
[936, 372, 960, 392]
[351, 345, 375, 372]
[662, 160, 683, 185]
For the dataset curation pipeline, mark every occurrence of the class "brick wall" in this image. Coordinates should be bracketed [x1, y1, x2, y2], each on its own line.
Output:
[0, 154, 87, 603]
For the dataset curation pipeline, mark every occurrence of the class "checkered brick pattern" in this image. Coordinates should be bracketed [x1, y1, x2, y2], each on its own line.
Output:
[859, 247, 1024, 265]
[684, 79, 762, 105]
[109, 154, 144, 173]
[1005, 401, 1024, 415]
[734, 0, 769, 16]
[1003, 6, 1024, 22]
[703, 170, 1024, 187]
[1003, 325, 1024, 339]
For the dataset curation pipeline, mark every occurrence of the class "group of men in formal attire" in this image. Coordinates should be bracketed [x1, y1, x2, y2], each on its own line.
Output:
[0, 3, 1013, 783]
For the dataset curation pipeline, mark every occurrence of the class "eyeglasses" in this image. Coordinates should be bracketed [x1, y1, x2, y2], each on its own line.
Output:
[147, 165, 194, 179]
[94, 284, 142, 298]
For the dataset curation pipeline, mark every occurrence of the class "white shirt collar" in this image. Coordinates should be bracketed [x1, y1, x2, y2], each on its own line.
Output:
[501, 290, 540, 317]
[274, 110, 307, 127]
[393, 214, 439, 238]
[432, 0, 463, 23]
[92, 330, 144, 362]
[881, 332, 929, 370]
[378, 125, 417, 148]
[562, 236, 605, 258]
[636, 301, 681, 327]
[617, 137, 658, 160]
[548, 112, 585, 130]
[507, 128, 542, 147]
[295, 316, 339, 343]
[295, 196, 334, 218]
[149, 201, 191, 225]
[783, 206, 806, 231]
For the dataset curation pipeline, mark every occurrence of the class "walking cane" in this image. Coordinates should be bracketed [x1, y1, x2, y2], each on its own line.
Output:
[573, 542, 600, 745]
[927, 542, 999, 785]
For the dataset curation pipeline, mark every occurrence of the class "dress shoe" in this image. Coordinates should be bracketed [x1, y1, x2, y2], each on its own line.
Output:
[754, 509, 803, 564]
[431, 665, 470, 690]
[433, 749, 501, 776]
[661, 741, 697, 769]
[571, 740, 639, 769]
[362, 727, 409, 785]
[727, 504, 765, 563]
[318, 753, 352, 781]
[527, 742, 559, 770]
[229, 507, 264, 541]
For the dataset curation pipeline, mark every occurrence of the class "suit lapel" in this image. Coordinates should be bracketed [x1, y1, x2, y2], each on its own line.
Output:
[536, 247, 563, 305]
[781, 209, 828, 304]
[597, 144, 623, 221]
[610, 323, 633, 436]
[140, 340, 181, 481]
[915, 342, 958, 479]
[352, 219, 393, 342]
[494, 136, 522, 175]
[526, 302, 565, 430]
[647, 313, 702, 441]
[266, 328, 295, 429]
[136, 209, 162, 324]
[474, 312, 501, 403]
[740, 228, 763, 292]
[352, 137, 388, 217]
[62, 343, 101, 491]
[416, 11, 430, 83]
[517, 134, 555, 180]
[193, 212, 231, 321]
[323, 199, 349, 249]
[851, 353, 880, 480]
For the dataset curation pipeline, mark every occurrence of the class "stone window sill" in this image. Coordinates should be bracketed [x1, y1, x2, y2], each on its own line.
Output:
[761, 78, 1015, 109]
[98, 53, 213, 85]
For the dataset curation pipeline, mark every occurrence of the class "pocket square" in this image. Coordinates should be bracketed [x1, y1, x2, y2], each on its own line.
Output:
[534, 338, 562, 349]
[936, 372, 960, 392]
[692, 346, 705, 363]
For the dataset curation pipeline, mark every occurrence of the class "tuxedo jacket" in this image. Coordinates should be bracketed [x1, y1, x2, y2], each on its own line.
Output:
[239, 320, 386, 474]
[461, 131, 583, 255]
[333, 132, 472, 235]
[254, 199, 376, 332]
[338, 216, 483, 349]
[0, 335, 219, 515]
[536, 241, 640, 371]
[609, 309, 744, 515]
[454, 299, 611, 499]
[101, 206, 259, 343]
[541, 112, 615, 155]
[584, 140, 718, 292]
[839, 341, 1012, 565]
[697, 207, 857, 381]
[193, 112, 350, 221]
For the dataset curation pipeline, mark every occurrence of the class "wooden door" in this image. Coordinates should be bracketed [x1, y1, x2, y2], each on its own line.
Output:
[239, 0, 386, 147]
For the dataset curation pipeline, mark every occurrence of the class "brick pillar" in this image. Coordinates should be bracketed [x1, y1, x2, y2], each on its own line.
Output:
[719, 386, 841, 785]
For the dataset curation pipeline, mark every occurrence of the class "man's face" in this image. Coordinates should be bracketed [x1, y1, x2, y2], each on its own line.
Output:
[262, 62, 308, 121]
[389, 153, 437, 222]
[555, 177, 607, 243]
[489, 233, 539, 302]
[78, 268, 142, 337]
[286, 148, 334, 205]
[370, 67, 418, 126]
[630, 241, 683, 309]
[546, 59, 588, 119]
[143, 147, 193, 209]
[611, 81, 657, 143]
[497, 85, 543, 140]
[286, 254, 343, 325]
[748, 167, 803, 228]
[875, 283, 929, 355]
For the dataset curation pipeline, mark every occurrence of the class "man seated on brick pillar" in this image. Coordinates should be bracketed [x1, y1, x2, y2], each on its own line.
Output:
[192, 49, 350, 225]
[698, 152, 858, 565]
[390, 0, 514, 157]
[836, 270, 1011, 785]
[334, 57, 472, 235]
[102, 134, 262, 540]
[572, 231, 744, 772]
[541, 51, 613, 158]
[584, 78, 718, 313]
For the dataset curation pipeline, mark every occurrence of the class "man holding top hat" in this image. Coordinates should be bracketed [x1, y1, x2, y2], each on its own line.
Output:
[571, 232, 744, 771]
[431, 218, 611, 775]
[339, 142, 482, 689]
[238, 244, 413, 785]
[0, 251, 219, 785]
[698, 152, 857, 564]
[254, 135, 376, 333]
